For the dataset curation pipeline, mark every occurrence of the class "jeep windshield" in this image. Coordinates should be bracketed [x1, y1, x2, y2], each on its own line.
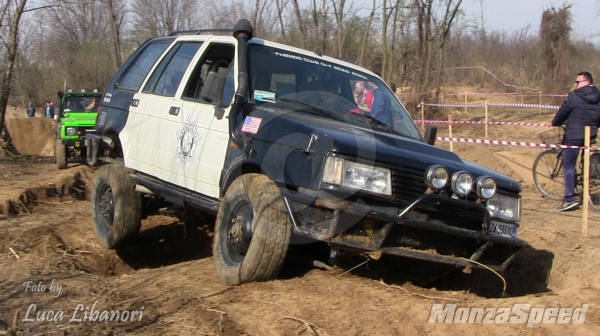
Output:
[247, 44, 422, 140]
[64, 96, 100, 112]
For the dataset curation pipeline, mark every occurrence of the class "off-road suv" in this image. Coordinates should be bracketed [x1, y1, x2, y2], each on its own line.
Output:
[55, 90, 102, 169]
[86, 19, 525, 285]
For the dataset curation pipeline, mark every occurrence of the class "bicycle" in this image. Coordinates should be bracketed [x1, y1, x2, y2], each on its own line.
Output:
[532, 126, 600, 211]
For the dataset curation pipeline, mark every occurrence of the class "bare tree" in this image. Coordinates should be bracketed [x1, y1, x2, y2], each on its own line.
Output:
[290, 0, 306, 48]
[102, 0, 127, 69]
[540, 5, 572, 92]
[0, 0, 29, 155]
[358, 0, 376, 66]
[130, 0, 200, 39]
[274, 0, 290, 38]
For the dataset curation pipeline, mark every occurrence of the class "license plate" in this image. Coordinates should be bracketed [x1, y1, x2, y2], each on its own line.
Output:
[75, 141, 80, 147]
[490, 221, 516, 238]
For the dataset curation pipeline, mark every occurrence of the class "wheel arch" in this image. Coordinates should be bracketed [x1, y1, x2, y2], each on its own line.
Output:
[220, 161, 263, 198]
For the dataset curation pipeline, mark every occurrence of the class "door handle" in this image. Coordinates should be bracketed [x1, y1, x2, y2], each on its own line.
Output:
[169, 106, 180, 116]
[131, 99, 139, 107]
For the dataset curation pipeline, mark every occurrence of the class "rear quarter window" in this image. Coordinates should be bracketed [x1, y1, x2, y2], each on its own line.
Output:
[117, 42, 170, 91]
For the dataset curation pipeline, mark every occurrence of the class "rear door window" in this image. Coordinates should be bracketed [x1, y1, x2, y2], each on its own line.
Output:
[117, 42, 170, 91]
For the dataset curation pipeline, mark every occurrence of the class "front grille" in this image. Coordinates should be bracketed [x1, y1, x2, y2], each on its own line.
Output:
[390, 166, 427, 202]
[390, 165, 486, 232]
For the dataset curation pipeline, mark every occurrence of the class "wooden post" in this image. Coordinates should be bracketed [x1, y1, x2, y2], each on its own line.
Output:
[448, 113, 453, 152]
[464, 91, 468, 115]
[582, 126, 590, 236]
[521, 91, 524, 104]
[420, 101, 425, 132]
[485, 100, 489, 139]
[539, 92, 542, 116]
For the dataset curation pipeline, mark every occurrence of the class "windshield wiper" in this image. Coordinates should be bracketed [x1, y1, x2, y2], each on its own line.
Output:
[274, 98, 346, 122]
[344, 112, 397, 134]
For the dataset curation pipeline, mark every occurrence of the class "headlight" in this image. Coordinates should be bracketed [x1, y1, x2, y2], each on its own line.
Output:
[323, 157, 392, 196]
[424, 165, 448, 190]
[450, 171, 472, 196]
[487, 193, 521, 222]
[475, 176, 496, 199]
[66, 127, 76, 136]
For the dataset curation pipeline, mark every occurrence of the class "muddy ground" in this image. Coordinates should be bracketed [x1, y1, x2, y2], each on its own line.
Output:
[1, 96, 599, 335]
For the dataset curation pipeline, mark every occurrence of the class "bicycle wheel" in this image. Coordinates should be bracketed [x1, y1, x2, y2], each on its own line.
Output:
[588, 154, 600, 211]
[533, 149, 564, 201]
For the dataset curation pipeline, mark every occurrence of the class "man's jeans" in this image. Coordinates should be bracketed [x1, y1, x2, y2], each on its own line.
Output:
[562, 139, 584, 202]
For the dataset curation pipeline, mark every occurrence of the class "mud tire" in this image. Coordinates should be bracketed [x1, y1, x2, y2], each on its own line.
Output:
[213, 174, 291, 285]
[91, 164, 141, 248]
[55, 139, 67, 169]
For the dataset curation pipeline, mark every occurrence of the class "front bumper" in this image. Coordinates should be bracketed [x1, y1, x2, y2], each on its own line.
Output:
[61, 138, 86, 147]
[281, 188, 525, 272]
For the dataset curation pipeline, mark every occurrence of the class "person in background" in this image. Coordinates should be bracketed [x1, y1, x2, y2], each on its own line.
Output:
[353, 81, 371, 113]
[366, 81, 391, 126]
[48, 101, 55, 119]
[26, 102, 35, 118]
[45, 101, 52, 118]
[551, 71, 600, 212]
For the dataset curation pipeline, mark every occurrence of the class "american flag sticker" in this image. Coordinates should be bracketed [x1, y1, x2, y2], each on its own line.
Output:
[241, 116, 262, 134]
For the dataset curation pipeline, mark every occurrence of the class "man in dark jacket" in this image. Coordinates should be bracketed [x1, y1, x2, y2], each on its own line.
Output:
[551, 71, 600, 211]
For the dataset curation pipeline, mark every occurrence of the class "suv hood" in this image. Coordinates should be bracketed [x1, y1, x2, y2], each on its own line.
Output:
[248, 105, 521, 193]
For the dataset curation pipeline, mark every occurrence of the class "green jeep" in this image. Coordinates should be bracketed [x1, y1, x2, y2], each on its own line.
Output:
[55, 90, 102, 169]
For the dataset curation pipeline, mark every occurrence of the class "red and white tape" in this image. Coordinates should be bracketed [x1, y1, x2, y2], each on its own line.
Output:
[415, 120, 550, 127]
[422, 102, 560, 109]
[435, 92, 567, 98]
[436, 136, 599, 150]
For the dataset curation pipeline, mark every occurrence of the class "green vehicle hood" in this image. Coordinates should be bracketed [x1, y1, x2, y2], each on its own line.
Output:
[61, 112, 97, 126]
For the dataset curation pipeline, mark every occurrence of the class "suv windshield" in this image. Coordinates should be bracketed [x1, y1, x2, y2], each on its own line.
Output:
[247, 44, 422, 140]
[64, 96, 100, 112]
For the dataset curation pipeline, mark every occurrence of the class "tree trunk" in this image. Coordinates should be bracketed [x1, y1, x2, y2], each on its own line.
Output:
[358, 0, 376, 66]
[0, 0, 28, 156]
[105, 0, 123, 69]
[291, 0, 306, 48]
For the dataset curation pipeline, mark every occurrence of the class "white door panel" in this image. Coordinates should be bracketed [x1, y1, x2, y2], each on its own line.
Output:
[174, 100, 229, 198]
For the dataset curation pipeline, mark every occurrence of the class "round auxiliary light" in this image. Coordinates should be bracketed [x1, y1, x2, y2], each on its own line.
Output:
[424, 165, 448, 190]
[451, 171, 473, 197]
[475, 176, 496, 199]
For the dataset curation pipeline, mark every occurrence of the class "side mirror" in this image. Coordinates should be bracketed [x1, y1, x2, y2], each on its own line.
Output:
[424, 125, 437, 145]
[57, 91, 64, 98]
[200, 71, 226, 104]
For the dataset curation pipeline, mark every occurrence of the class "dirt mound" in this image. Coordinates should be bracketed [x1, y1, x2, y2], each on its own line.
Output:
[6, 117, 56, 156]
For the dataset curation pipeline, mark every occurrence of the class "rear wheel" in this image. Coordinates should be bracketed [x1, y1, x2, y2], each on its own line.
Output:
[213, 174, 291, 285]
[91, 164, 141, 248]
[532, 149, 564, 201]
[588, 153, 600, 211]
[55, 139, 67, 169]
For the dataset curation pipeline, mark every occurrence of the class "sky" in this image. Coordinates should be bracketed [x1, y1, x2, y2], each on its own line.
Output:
[463, 0, 600, 43]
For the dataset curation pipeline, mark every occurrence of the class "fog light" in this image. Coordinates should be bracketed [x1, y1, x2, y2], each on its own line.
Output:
[451, 171, 473, 196]
[424, 165, 448, 190]
[475, 176, 496, 199]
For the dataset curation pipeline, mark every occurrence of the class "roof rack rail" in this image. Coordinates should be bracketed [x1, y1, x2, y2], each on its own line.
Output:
[168, 28, 234, 37]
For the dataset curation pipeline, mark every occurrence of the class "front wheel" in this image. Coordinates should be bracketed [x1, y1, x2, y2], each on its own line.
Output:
[213, 174, 292, 285]
[55, 139, 67, 169]
[91, 164, 141, 248]
[533, 149, 564, 201]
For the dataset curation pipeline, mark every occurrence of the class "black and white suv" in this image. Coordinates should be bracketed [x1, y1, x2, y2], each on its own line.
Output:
[86, 19, 525, 285]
